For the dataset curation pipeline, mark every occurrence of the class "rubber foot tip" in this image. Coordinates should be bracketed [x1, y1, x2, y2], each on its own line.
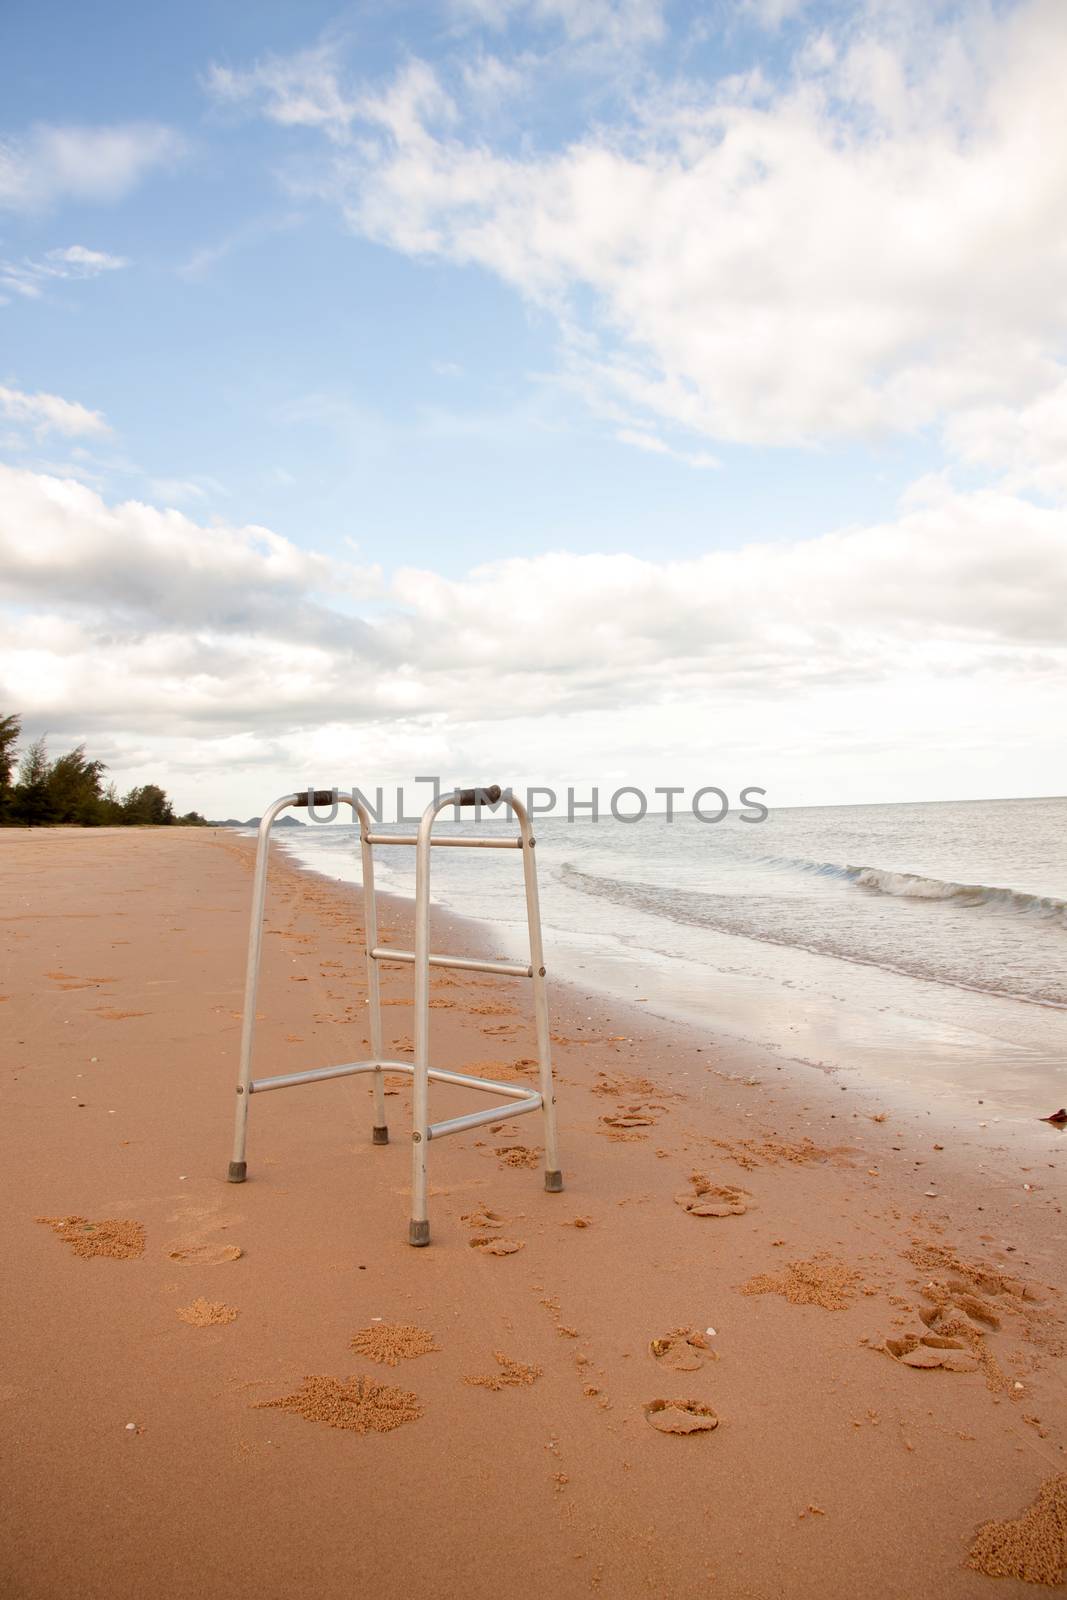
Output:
[227, 1160, 247, 1184]
[544, 1169, 564, 1193]
[372, 1126, 389, 1146]
[408, 1219, 431, 1247]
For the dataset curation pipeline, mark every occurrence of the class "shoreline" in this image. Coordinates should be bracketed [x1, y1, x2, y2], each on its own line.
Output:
[2, 826, 1065, 1599]
[272, 823, 1067, 1159]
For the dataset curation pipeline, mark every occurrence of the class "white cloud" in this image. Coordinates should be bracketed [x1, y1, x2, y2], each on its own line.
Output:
[1, 243, 130, 304]
[221, 1, 1067, 456]
[145, 477, 207, 503]
[615, 427, 719, 468]
[0, 465, 378, 627]
[0, 123, 183, 211]
[945, 369, 1067, 497]
[742, 0, 811, 31]
[1, 465, 1064, 781]
[2, 463, 1065, 811]
[460, 49, 527, 104]
[451, 0, 666, 46]
[205, 47, 359, 143]
[0, 262, 43, 300]
[0, 385, 109, 438]
[45, 244, 129, 274]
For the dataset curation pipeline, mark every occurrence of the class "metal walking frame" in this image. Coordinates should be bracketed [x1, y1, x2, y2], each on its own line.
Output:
[227, 783, 562, 1245]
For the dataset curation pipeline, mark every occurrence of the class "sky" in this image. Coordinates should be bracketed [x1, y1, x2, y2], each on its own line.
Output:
[1, 0, 1065, 818]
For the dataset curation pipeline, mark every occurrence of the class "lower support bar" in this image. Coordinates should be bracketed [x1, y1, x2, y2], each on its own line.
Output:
[428, 1094, 541, 1140]
[248, 1059, 540, 1099]
[370, 948, 534, 978]
[249, 1060, 380, 1094]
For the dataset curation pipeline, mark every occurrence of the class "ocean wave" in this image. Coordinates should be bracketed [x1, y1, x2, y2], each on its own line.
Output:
[765, 856, 1067, 922]
[557, 861, 1066, 1008]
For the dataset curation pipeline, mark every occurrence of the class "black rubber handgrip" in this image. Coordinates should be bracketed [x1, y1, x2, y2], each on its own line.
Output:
[456, 784, 502, 806]
[293, 789, 335, 807]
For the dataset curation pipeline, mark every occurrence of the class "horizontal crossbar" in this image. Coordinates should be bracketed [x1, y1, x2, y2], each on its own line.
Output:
[248, 1059, 540, 1098]
[428, 1094, 541, 1140]
[249, 1060, 379, 1093]
[365, 834, 523, 848]
[369, 948, 533, 977]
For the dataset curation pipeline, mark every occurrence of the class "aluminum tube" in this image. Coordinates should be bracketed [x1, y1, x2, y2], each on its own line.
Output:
[425, 1067, 537, 1099]
[364, 835, 522, 848]
[511, 793, 562, 1186]
[230, 793, 301, 1175]
[370, 948, 532, 977]
[251, 1060, 381, 1093]
[230, 790, 374, 1177]
[358, 811, 388, 1139]
[409, 799, 433, 1243]
[428, 1096, 541, 1140]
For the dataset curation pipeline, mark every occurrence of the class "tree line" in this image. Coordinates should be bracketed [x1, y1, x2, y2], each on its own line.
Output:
[0, 714, 207, 828]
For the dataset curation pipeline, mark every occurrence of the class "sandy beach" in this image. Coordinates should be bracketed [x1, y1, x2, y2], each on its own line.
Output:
[2, 825, 1065, 1599]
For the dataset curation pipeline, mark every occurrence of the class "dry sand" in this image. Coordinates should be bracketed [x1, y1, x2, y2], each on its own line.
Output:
[1, 825, 1066, 1598]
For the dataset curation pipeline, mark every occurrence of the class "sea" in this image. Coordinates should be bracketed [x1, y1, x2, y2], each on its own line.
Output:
[270, 796, 1067, 1121]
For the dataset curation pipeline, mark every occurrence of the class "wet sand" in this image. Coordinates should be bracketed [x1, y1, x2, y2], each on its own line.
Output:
[1, 826, 1065, 1598]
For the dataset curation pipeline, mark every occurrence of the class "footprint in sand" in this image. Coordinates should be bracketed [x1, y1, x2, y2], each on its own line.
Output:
[650, 1328, 717, 1372]
[168, 1241, 243, 1265]
[464, 1058, 534, 1084]
[883, 1335, 979, 1373]
[675, 1173, 751, 1217]
[470, 1235, 525, 1255]
[592, 1070, 671, 1099]
[46, 971, 118, 992]
[922, 1286, 1001, 1329]
[461, 1205, 508, 1230]
[644, 1398, 720, 1435]
[602, 1109, 658, 1129]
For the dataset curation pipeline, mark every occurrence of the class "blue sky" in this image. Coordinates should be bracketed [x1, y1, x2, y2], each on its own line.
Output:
[1, 0, 1065, 813]
[1, 0, 940, 569]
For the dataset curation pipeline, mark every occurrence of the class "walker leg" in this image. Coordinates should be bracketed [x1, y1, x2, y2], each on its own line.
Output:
[360, 821, 389, 1148]
[370, 1063, 388, 1144]
[409, 1071, 430, 1243]
[519, 827, 563, 1195]
[229, 810, 276, 1183]
[229, 1087, 250, 1182]
[409, 811, 432, 1245]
